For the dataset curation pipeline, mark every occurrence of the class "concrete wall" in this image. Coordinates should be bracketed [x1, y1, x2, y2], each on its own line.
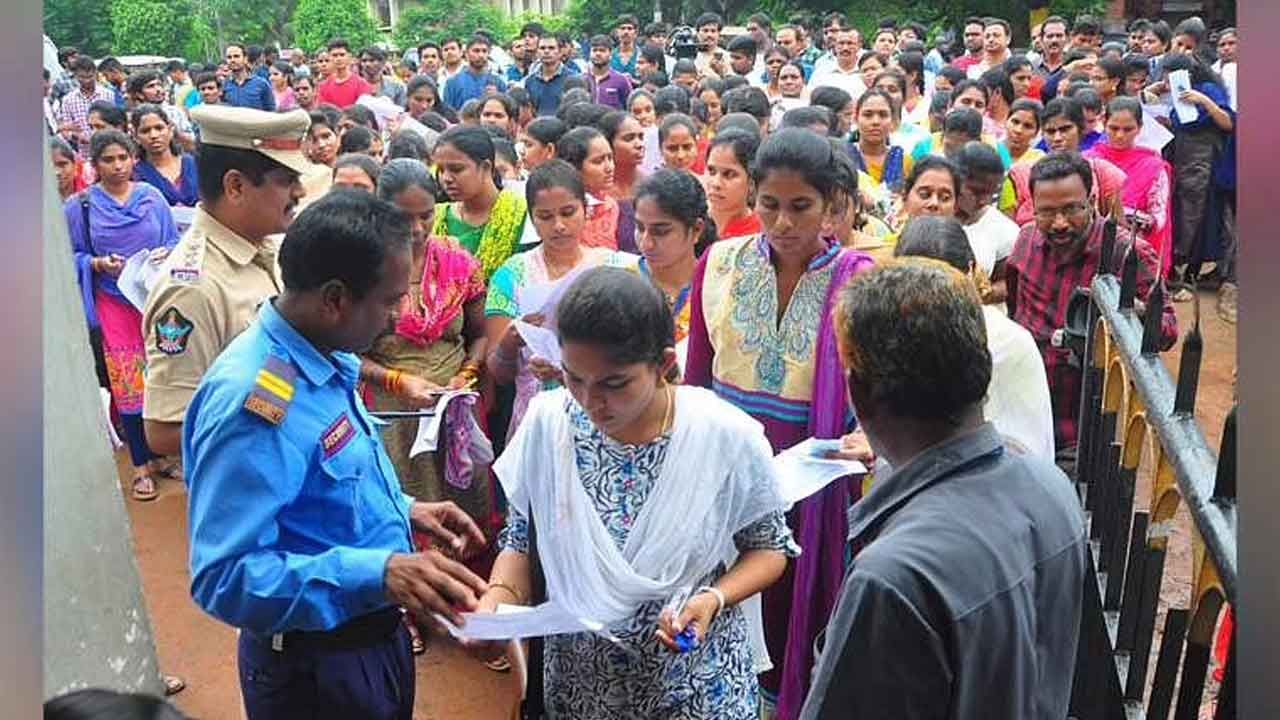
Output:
[42, 137, 164, 699]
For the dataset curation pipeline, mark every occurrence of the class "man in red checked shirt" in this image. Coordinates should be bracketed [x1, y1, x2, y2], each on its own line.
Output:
[316, 38, 374, 109]
[1005, 152, 1177, 477]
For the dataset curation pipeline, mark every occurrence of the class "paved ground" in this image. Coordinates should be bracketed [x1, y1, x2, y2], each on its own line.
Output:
[115, 290, 1236, 720]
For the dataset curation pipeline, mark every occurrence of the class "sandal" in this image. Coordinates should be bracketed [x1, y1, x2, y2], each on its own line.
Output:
[150, 459, 182, 480]
[162, 674, 186, 696]
[132, 475, 158, 502]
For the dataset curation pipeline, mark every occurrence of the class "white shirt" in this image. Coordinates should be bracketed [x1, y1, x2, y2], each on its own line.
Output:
[1215, 61, 1237, 111]
[967, 51, 1012, 79]
[808, 64, 866, 99]
[982, 305, 1055, 460]
[963, 205, 1020, 275]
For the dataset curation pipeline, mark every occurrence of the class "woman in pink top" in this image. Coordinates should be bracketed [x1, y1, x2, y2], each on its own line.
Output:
[557, 127, 619, 250]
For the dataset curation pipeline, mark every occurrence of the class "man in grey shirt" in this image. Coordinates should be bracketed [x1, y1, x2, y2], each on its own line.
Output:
[801, 260, 1087, 719]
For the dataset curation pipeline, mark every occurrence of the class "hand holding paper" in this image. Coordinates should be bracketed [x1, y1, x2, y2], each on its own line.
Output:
[773, 437, 868, 505]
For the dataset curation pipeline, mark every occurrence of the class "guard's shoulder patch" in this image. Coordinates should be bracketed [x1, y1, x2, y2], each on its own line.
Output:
[168, 235, 207, 285]
[243, 353, 297, 425]
[154, 306, 194, 356]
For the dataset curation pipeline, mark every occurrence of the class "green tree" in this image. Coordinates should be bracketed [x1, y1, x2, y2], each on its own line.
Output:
[45, 0, 115, 57]
[109, 0, 192, 56]
[291, 0, 381, 54]
[392, 0, 512, 50]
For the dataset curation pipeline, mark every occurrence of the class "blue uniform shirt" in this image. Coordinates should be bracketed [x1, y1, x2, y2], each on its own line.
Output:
[222, 73, 276, 111]
[184, 301, 414, 636]
[443, 69, 508, 110]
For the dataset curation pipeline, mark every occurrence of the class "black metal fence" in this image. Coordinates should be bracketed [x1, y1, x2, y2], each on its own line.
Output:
[1067, 223, 1237, 720]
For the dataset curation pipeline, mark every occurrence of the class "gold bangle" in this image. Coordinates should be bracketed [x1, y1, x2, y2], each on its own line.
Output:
[487, 581, 524, 605]
[384, 369, 403, 395]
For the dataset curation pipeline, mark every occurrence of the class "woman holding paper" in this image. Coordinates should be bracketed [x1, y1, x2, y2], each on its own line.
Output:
[131, 105, 199, 207]
[485, 161, 637, 442]
[683, 128, 875, 719]
[431, 126, 529, 280]
[65, 130, 179, 501]
[474, 266, 797, 718]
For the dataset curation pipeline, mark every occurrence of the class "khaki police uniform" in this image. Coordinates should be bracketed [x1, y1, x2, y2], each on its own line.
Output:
[142, 105, 323, 423]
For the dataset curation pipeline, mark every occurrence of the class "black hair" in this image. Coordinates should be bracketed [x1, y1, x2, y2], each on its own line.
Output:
[858, 51, 889, 70]
[386, 130, 430, 161]
[272, 61, 295, 81]
[1128, 18, 1151, 34]
[419, 111, 450, 132]
[955, 140, 1004, 179]
[707, 128, 760, 177]
[1071, 15, 1102, 36]
[654, 85, 691, 116]
[763, 45, 791, 64]
[70, 56, 97, 73]
[634, 168, 718, 256]
[558, 122, 606, 169]
[406, 75, 439, 99]
[50, 136, 77, 163]
[556, 89, 593, 119]
[360, 45, 387, 62]
[721, 75, 749, 91]
[894, 215, 976, 272]
[1029, 151, 1093, 196]
[929, 91, 952, 118]
[525, 116, 569, 146]
[809, 86, 853, 130]
[640, 44, 666, 68]
[835, 259, 991, 425]
[717, 112, 762, 136]
[197, 143, 290, 203]
[671, 59, 699, 79]
[1123, 53, 1152, 79]
[333, 152, 382, 185]
[341, 104, 379, 132]
[563, 75, 591, 94]
[559, 102, 612, 130]
[694, 12, 723, 31]
[279, 188, 411, 300]
[130, 104, 183, 158]
[377, 157, 438, 202]
[753, 127, 860, 212]
[978, 68, 1014, 106]
[641, 71, 670, 89]
[1146, 20, 1173, 48]
[98, 57, 124, 73]
[1008, 97, 1044, 129]
[721, 86, 770, 122]
[1004, 54, 1033, 77]
[856, 87, 900, 123]
[194, 71, 219, 89]
[949, 79, 988, 107]
[492, 137, 518, 172]
[871, 67, 909, 103]
[436, 125, 501, 189]
[1105, 96, 1143, 125]
[943, 108, 983, 139]
[897, 50, 926, 93]
[89, 129, 135, 166]
[309, 107, 341, 134]
[781, 106, 831, 132]
[45, 688, 190, 720]
[507, 86, 533, 114]
[904, 155, 962, 197]
[327, 38, 352, 52]
[1073, 87, 1103, 114]
[88, 100, 127, 130]
[597, 110, 635, 145]
[557, 266, 676, 365]
[616, 14, 639, 28]
[1160, 52, 1222, 87]
[937, 65, 967, 88]
[748, 12, 773, 30]
[480, 93, 518, 123]
[904, 21, 928, 40]
[459, 98, 482, 123]
[338, 125, 377, 155]
[658, 113, 697, 144]
[246, 44, 264, 63]
[524, 158, 585, 208]
[1041, 15, 1069, 34]
[1043, 96, 1086, 131]
[1062, 47, 1096, 66]
[697, 77, 726, 98]
[727, 34, 758, 56]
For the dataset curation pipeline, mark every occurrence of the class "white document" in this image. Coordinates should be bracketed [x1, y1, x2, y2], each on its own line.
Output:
[170, 205, 196, 233]
[1142, 102, 1172, 120]
[513, 319, 562, 368]
[516, 266, 587, 319]
[1137, 108, 1175, 151]
[357, 94, 406, 131]
[435, 602, 604, 641]
[1167, 69, 1199, 124]
[773, 438, 868, 505]
[117, 247, 165, 311]
[408, 389, 479, 456]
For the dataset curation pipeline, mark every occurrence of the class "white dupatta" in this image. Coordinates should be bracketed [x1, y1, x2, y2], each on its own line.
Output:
[493, 385, 788, 671]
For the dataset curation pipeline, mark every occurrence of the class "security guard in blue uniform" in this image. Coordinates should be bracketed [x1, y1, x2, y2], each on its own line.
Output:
[183, 189, 489, 719]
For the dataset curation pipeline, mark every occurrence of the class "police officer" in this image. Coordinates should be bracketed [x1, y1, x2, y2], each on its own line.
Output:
[142, 104, 318, 457]
[183, 189, 490, 719]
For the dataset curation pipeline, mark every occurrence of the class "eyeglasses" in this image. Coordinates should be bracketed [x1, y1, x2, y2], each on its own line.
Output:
[1034, 203, 1091, 222]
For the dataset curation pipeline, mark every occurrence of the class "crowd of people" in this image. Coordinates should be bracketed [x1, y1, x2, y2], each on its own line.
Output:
[45, 8, 1237, 720]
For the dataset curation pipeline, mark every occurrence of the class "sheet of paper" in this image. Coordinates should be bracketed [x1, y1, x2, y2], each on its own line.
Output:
[1136, 109, 1175, 151]
[515, 266, 587, 319]
[1142, 102, 1172, 120]
[408, 389, 478, 456]
[170, 205, 196, 233]
[773, 438, 868, 505]
[513, 320, 562, 368]
[435, 602, 604, 641]
[1167, 69, 1199, 124]
[116, 247, 165, 311]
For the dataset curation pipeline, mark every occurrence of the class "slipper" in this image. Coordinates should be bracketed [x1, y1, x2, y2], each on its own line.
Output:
[162, 674, 186, 696]
[150, 461, 182, 480]
[132, 475, 158, 502]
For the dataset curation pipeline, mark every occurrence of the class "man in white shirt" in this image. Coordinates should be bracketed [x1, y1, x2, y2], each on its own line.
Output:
[694, 12, 728, 79]
[955, 142, 1019, 300]
[968, 18, 1013, 79]
[812, 14, 856, 76]
[810, 29, 867, 99]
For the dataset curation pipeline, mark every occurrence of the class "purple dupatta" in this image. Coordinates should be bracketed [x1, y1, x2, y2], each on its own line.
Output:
[776, 247, 874, 720]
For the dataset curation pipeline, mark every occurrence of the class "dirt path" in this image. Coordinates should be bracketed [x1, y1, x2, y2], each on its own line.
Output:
[117, 290, 1234, 720]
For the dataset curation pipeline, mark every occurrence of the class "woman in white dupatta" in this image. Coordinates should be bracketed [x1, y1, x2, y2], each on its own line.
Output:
[894, 216, 1055, 460]
[471, 267, 798, 718]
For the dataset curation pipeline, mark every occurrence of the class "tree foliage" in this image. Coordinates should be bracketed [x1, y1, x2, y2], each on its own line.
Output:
[109, 0, 192, 56]
[392, 0, 511, 50]
[45, 0, 118, 57]
[291, 0, 382, 54]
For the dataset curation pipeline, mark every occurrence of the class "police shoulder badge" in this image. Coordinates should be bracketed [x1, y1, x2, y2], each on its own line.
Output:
[243, 354, 297, 425]
[155, 307, 194, 356]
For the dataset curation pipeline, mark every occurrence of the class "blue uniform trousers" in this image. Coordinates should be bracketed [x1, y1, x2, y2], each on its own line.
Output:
[238, 623, 414, 719]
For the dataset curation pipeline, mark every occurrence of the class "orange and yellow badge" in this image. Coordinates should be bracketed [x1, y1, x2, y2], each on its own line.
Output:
[243, 354, 296, 425]
[321, 414, 355, 458]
